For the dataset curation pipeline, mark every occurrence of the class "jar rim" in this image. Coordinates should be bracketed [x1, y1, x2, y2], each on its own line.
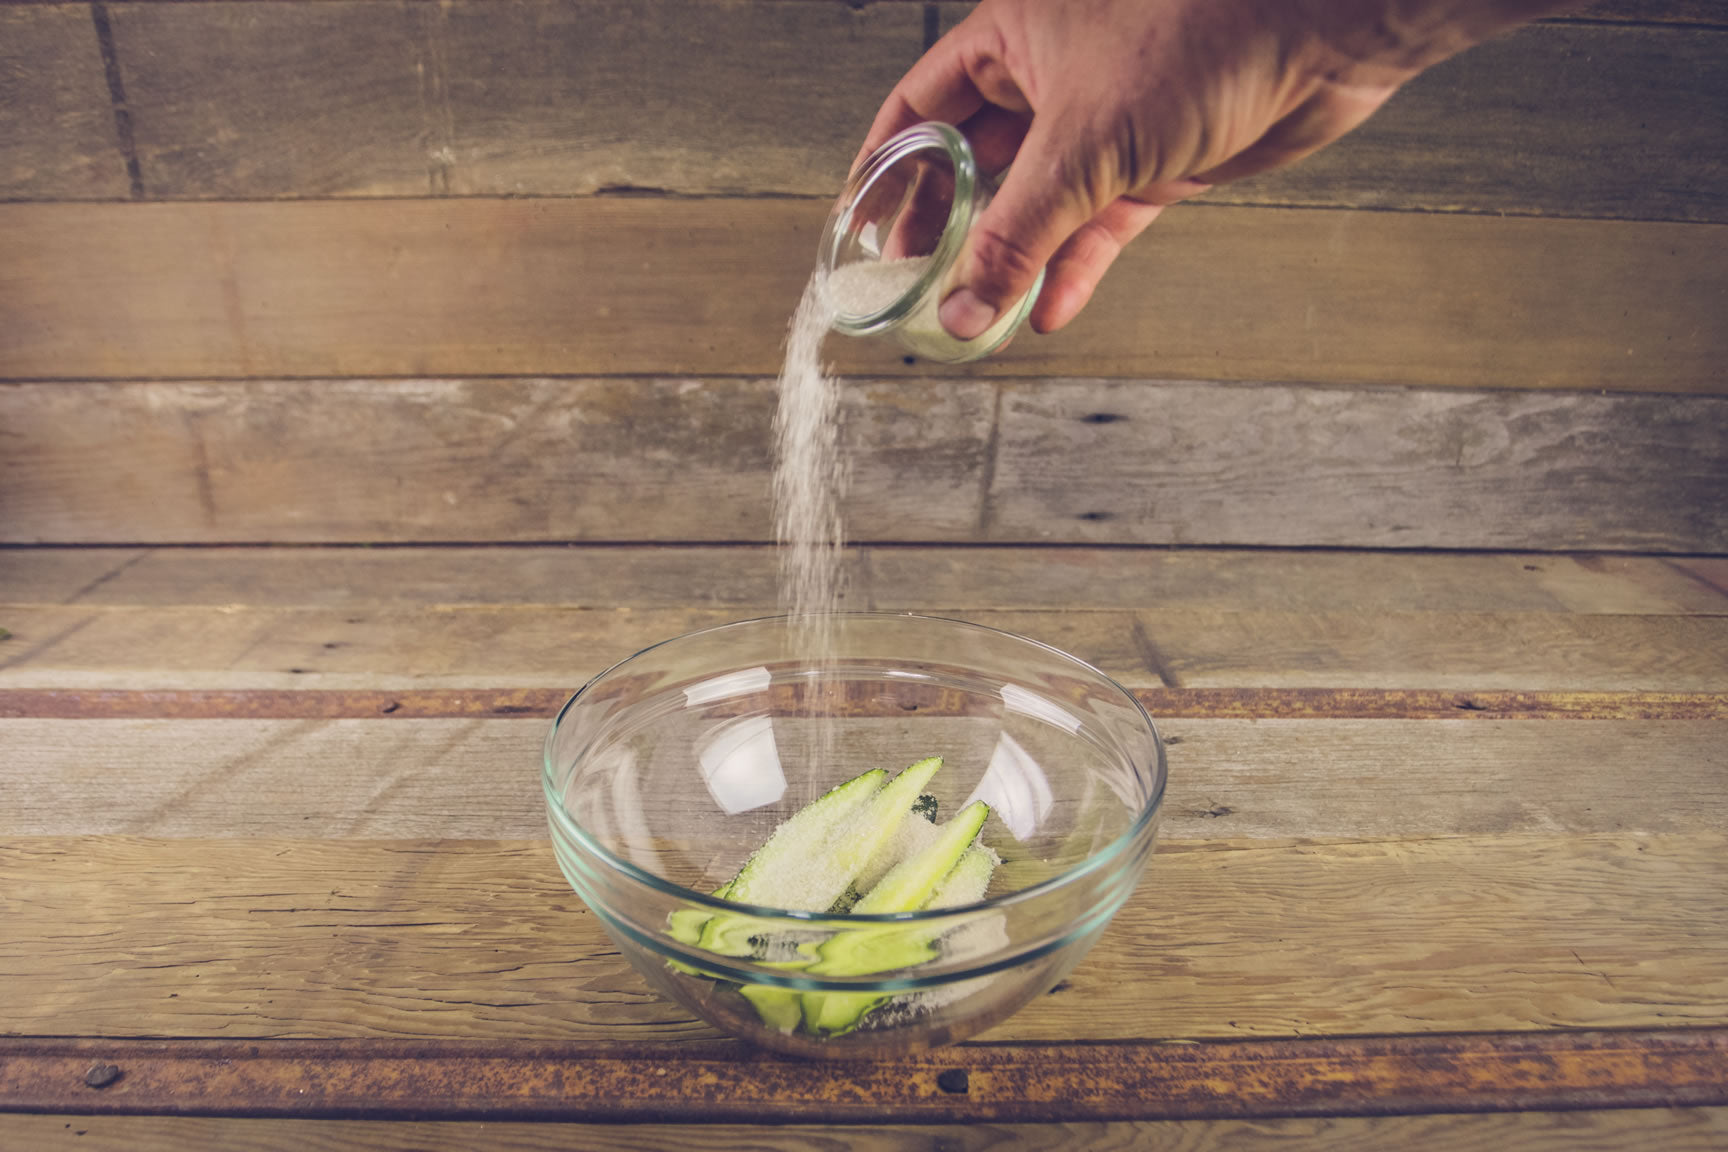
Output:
[820, 122, 980, 335]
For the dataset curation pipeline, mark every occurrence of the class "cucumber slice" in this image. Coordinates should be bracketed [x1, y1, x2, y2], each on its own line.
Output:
[852, 799, 990, 915]
[722, 766, 888, 912]
[802, 800, 993, 1036]
[818, 756, 945, 902]
[928, 843, 997, 909]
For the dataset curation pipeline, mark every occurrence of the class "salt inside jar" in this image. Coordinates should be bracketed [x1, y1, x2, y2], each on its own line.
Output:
[819, 122, 1045, 363]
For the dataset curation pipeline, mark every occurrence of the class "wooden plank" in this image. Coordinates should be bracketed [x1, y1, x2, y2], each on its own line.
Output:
[2, 715, 1722, 839]
[107, 0, 918, 199]
[987, 381, 1728, 551]
[2, 201, 1723, 393]
[3, 380, 1726, 549]
[109, 1, 430, 198]
[2, 1032, 1726, 1123]
[5, 546, 1723, 615]
[435, 0, 920, 198]
[8, 1109, 1728, 1152]
[23, 4, 1724, 220]
[1, 834, 1722, 1041]
[1132, 609, 1728, 690]
[0, 378, 993, 544]
[0, 5, 129, 201]
[2, 601, 1725, 691]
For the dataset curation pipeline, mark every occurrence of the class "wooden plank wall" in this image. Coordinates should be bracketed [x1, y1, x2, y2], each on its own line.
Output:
[0, 0, 1724, 550]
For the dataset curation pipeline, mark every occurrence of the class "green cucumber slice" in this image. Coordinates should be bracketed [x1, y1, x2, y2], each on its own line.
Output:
[802, 800, 993, 1036]
[722, 766, 888, 912]
[852, 798, 990, 915]
[928, 843, 997, 909]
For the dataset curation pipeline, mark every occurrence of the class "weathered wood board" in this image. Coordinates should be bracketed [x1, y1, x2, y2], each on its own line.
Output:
[0, 5, 130, 201]
[4, 200, 1722, 391]
[3, 715, 1723, 839]
[4, 3, 1720, 222]
[2, 834, 1722, 1042]
[2, 603, 1725, 691]
[106, 0, 920, 200]
[2, 378, 1723, 548]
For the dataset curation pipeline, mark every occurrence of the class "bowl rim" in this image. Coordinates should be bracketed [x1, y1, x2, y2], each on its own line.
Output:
[542, 611, 1168, 925]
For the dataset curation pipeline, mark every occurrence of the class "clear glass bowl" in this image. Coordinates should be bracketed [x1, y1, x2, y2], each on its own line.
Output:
[543, 613, 1166, 1058]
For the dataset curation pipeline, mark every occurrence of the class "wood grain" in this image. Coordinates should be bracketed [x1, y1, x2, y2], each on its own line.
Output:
[3, 379, 1725, 549]
[110, 1, 431, 198]
[2, 200, 1722, 392]
[8, 1109, 1728, 1152]
[107, 0, 918, 199]
[2, 715, 1722, 839]
[987, 381, 1728, 552]
[2, 600, 1724, 691]
[1, 834, 1722, 1042]
[16, 4, 1725, 221]
[0, 6, 129, 201]
[3, 1031, 1726, 1122]
[0, 378, 993, 544]
[6, 545, 1723, 615]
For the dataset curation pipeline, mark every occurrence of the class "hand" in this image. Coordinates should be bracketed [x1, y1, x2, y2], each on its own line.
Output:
[856, 0, 1577, 339]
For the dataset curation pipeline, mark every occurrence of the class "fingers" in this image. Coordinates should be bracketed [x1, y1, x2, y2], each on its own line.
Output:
[853, 19, 992, 171]
[937, 117, 1108, 341]
[1028, 196, 1165, 333]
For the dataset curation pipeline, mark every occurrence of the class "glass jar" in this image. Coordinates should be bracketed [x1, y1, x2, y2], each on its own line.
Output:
[819, 122, 1045, 364]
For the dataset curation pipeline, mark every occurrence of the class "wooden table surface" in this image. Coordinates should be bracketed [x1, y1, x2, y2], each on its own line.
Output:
[2, 545, 1725, 1148]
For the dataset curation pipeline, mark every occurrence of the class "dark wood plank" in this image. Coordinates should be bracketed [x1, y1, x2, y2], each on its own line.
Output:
[4, 200, 1722, 391]
[436, 0, 921, 197]
[9, 1109, 1728, 1152]
[2, 835, 1722, 1041]
[986, 381, 1728, 551]
[0, 6, 129, 201]
[3, 377, 1723, 550]
[108, 0, 920, 199]
[2, 1031, 1725, 1122]
[14, 2, 1720, 220]
[110, 1, 436, 198]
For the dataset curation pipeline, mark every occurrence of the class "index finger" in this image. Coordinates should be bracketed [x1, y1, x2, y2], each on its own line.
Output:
[852, 22, 989, 171]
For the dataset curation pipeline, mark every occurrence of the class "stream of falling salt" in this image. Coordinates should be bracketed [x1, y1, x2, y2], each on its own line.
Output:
[772, 268, 848, 780]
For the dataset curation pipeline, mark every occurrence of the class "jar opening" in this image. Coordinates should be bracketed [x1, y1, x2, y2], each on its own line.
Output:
[821, 123, 979, 334]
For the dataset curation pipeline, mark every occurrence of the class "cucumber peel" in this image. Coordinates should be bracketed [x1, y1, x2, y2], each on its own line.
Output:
[663, 757, 999, 1038]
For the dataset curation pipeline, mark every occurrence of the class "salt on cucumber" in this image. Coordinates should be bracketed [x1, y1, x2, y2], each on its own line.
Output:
[723, 766, 889, 911]
[851, 798, 989, 916]
[662, 757, 1000, 1038]
[801, 799, 992, 1036]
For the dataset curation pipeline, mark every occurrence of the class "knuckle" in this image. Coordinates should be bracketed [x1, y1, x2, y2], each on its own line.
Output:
[966, 223, 1045, 299]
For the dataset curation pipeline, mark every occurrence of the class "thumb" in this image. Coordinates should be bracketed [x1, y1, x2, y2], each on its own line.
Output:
[939, 121, 1105, 342]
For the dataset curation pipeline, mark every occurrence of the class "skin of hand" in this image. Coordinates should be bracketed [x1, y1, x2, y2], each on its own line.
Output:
[854, 0, 1581, 340]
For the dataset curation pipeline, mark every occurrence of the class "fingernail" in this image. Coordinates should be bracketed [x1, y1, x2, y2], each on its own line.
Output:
[939, 288, 998, 341]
